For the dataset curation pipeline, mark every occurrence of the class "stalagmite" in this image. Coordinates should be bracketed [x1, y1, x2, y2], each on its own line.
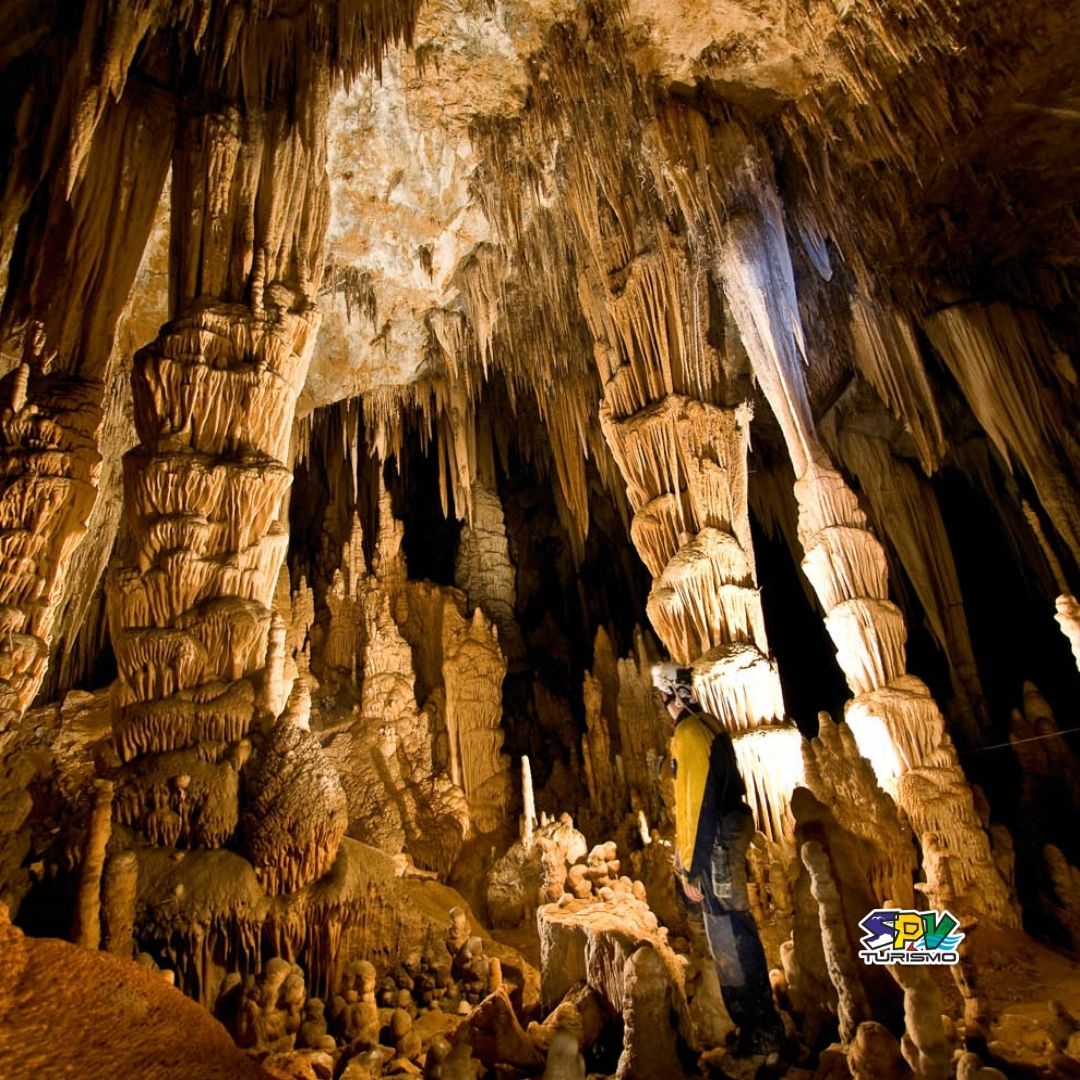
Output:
[455, 478, 525, 665]
[441, 603, 511, 834]
[888, 962, 954, 1080]
[522, 755, 538, 847]
[73, 777, 113, 949]
[616, 945, 682, 1080]
[801, 715, 916, 911]
[801, 839, 871, 1044]
[1023, 500, 1080, 674]
[241, 696, 349, 895]
[101, 850, 138, 958]
[848, 1021, 910, 1080]
[580, 627, 671, 831]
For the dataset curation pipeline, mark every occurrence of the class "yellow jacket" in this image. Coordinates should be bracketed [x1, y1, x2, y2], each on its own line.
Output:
[672, 713, 715, 874]
[671, 711, 747, 879]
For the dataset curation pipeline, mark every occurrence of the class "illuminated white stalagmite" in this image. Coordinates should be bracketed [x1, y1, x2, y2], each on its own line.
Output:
[1057, 596, 1080, 673]
[522, 755, 538, 846]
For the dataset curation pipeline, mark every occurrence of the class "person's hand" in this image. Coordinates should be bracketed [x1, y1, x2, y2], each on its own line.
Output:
[681, 878, 704, 903]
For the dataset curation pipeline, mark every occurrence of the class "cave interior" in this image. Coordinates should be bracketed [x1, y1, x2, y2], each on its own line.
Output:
[1, 1, 1080, 1078]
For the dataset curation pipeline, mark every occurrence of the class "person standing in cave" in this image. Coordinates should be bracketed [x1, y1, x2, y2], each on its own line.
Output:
[652, 662, 785, 1060]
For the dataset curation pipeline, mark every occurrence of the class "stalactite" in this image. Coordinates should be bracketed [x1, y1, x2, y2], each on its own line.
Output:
[924, 303, 1080, 568]
[847, 296, 946, 476]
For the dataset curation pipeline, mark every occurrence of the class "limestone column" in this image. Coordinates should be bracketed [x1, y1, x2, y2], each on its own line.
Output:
[483, 30, 802, 840]
[574, 223, 801, 841]
[105, 65, 347, 893]
[0, 85, 172, 736]
[707, 120, 1016, 924]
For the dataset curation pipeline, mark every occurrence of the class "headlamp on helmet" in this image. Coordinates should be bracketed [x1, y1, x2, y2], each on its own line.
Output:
[651, 662, 695, 706]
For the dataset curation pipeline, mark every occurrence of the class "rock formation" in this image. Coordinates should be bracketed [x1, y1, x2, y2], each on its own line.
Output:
[2, 0, 1080, 1077]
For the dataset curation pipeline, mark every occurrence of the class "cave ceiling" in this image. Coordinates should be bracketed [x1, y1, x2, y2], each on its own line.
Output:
[299, 0, 1080, 425]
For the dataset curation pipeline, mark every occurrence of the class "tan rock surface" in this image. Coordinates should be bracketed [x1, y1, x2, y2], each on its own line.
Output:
[0, 903, 269, 1080]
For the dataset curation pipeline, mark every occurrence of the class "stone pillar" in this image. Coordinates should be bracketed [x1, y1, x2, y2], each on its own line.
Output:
[0, 85, 172, 733]
[576, 225, 801, 841]
[105, 73, 347, 895]
[709, 120, 1016, 924]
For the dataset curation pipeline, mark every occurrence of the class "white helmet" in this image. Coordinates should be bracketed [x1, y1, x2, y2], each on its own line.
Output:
[651, 661, 696, 706]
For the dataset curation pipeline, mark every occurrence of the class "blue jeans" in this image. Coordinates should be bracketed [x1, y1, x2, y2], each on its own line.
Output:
[698, 808, 782, 1051]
